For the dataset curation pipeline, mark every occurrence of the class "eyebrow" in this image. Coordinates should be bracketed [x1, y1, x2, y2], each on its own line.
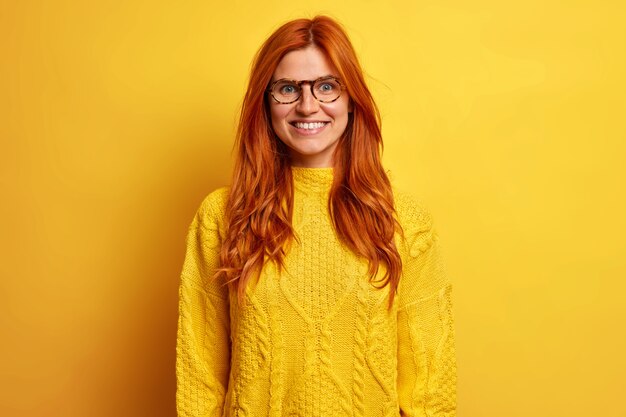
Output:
[271, 74, 337, 82]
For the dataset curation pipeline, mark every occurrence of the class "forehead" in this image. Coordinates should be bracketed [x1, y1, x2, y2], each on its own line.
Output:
[272, 46, 338, 81]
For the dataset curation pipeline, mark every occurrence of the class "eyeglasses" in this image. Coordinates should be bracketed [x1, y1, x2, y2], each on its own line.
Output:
[268, 76, 345, 104]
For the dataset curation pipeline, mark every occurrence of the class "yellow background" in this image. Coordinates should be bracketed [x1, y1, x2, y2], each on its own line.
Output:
[1, 1, 625, 416]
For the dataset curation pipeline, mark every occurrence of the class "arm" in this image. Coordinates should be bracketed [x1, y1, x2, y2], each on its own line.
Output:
[396, 201, 457, 417]
[176, 190, 231, 417]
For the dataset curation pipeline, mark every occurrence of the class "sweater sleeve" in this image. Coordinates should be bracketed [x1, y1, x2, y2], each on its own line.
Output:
[396, 197, 457, 417]
[176, 189, 231, 417]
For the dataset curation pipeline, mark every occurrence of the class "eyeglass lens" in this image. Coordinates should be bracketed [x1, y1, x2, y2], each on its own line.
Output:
[271, 78, 342, 103]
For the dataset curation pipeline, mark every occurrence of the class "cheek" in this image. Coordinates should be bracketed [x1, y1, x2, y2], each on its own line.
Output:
[330, 97, 351, 118]
[327, 101, 351, 124]
[270, 106, 289, 131]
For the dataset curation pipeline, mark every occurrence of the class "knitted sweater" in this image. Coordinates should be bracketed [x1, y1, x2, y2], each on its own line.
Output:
[176, 167, 457, 417]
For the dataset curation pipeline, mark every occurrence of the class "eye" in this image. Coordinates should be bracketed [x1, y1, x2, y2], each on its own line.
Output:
[278, 83, 298, 95]
[315, 79, 340, 95]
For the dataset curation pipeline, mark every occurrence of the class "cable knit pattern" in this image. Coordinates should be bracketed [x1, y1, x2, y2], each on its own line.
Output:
[176, 167, 457, 417]
[352, 280, 368, 416]
[267, 271, 284, 417]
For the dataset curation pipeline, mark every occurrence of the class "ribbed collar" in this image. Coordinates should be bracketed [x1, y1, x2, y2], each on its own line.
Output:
[291, 166, 334, 195]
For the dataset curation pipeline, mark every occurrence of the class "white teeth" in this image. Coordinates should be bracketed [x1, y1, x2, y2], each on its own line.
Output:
[294, 122, 327, 130]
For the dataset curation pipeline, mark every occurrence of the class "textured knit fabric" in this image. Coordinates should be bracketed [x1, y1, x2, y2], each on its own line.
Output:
[176, 166, 457, 417]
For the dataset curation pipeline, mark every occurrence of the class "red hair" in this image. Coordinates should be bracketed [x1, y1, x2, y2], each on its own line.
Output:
[217, 15, 403, 309]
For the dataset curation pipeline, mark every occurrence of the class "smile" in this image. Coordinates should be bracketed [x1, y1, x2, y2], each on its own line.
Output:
[291, 122, 329, 130]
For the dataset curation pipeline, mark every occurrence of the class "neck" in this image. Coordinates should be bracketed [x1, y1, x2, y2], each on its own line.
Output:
[291, 166, 334, 195]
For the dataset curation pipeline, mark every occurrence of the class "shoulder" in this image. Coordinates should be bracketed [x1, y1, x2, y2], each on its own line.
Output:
[392, 188, 450, 306]
[196, 186, 230, 220]
[392, 187, 438, 257]
[188, 186, 230, 234]
[392, 187, 434, 233]
[181, 187, 230, 297]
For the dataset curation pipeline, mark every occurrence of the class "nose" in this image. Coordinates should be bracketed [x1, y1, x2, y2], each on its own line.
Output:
[295, 84, 320, 115]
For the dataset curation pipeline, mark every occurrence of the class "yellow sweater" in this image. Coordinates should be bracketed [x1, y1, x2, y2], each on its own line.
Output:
[176, 167, 457, 417]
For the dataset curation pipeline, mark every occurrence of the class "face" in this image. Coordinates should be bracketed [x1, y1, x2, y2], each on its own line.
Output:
[269, 46, 351, 168]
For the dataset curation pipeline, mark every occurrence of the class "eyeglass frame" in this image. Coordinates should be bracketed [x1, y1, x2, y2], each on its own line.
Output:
[267, 75, 346, 104]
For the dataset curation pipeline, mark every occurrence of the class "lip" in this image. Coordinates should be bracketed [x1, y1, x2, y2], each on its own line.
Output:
[289, 121, 330, 136]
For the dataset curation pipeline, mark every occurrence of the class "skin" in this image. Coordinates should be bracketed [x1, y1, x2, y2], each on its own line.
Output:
[269, 46, 352, 168]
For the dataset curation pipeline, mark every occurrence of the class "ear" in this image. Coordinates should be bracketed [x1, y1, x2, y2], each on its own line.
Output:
[348, 99, 354, 113]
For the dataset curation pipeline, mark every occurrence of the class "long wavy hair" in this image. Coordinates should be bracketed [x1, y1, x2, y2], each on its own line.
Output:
[216, 15, 403, 309]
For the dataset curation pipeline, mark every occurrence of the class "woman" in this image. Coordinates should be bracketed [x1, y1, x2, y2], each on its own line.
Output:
[176, 15, 457, 417]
